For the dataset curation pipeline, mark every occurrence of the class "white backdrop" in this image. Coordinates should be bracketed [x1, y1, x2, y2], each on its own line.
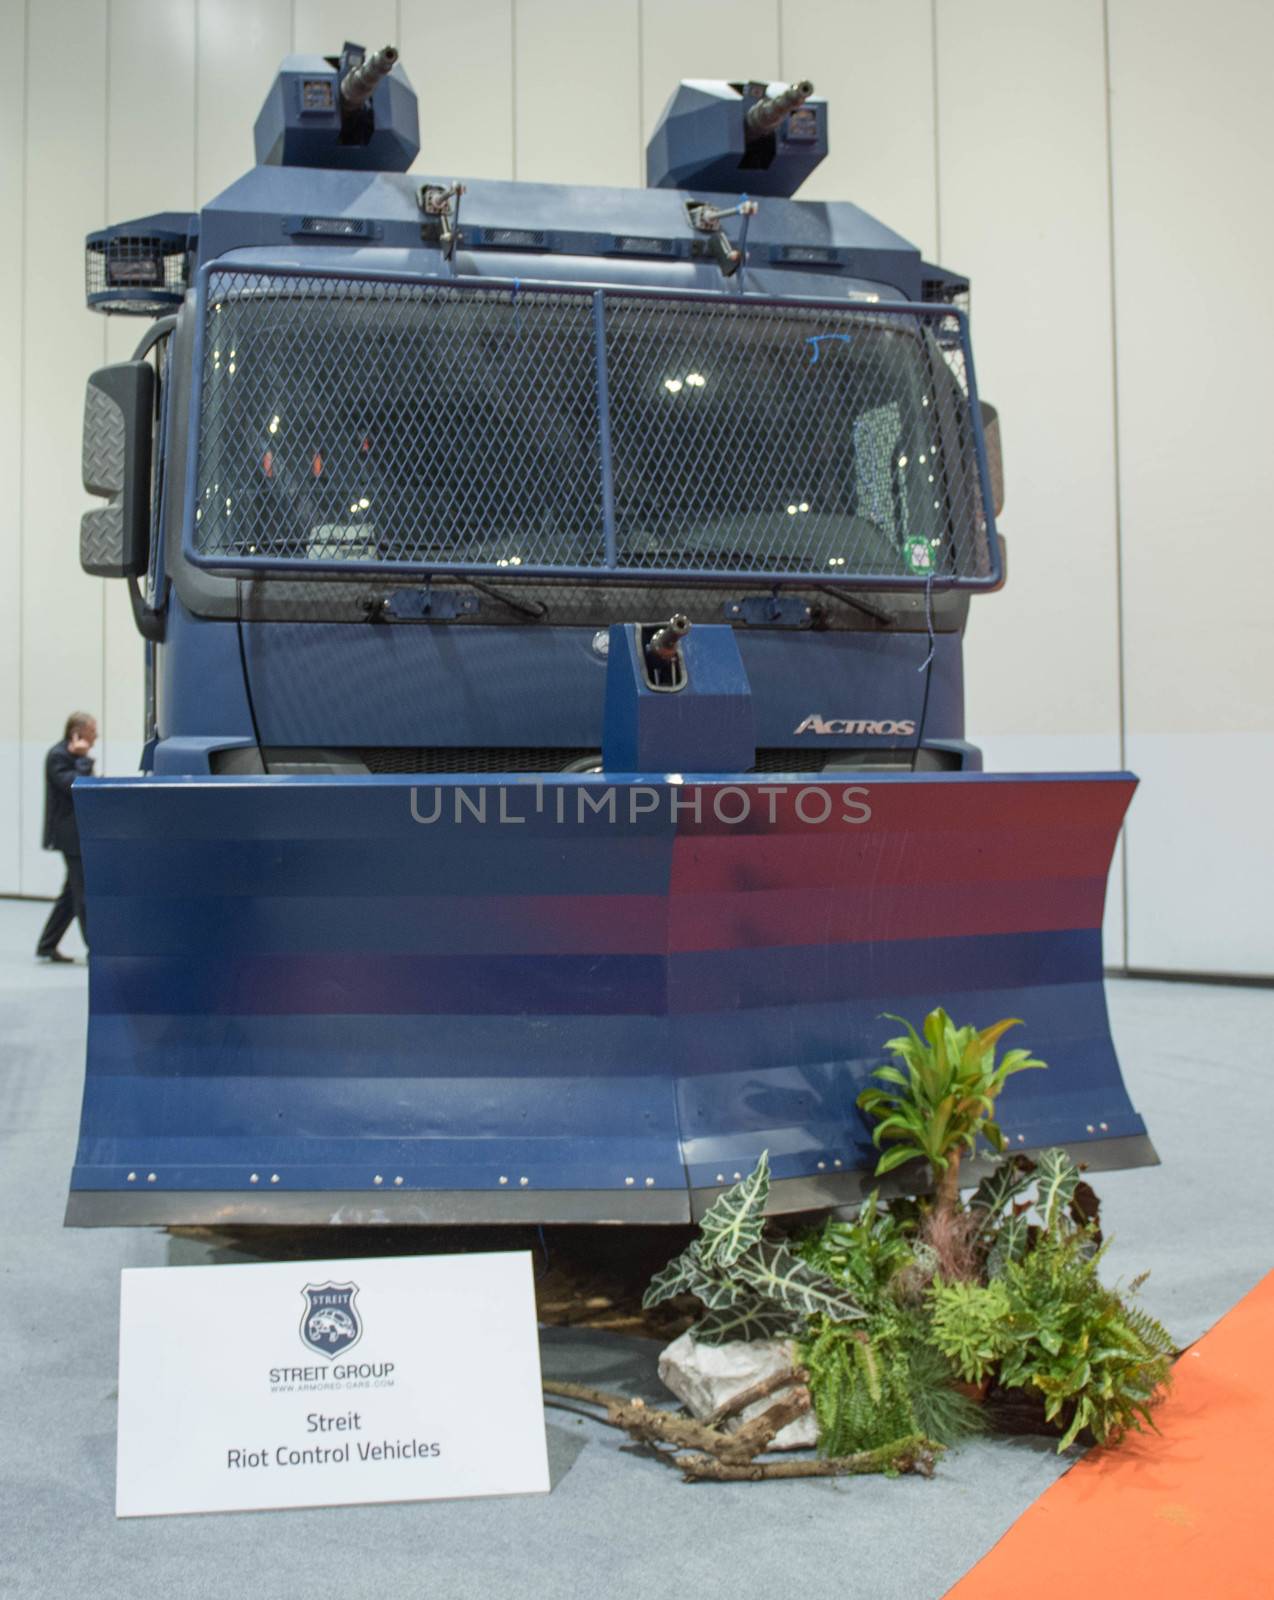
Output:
[2, 0, 1270, 977]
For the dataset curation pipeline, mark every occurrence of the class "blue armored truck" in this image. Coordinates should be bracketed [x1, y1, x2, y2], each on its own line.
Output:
[68, 45, 1149, 1226]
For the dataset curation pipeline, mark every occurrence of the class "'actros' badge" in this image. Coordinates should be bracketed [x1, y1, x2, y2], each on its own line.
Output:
[300, 1281, 363, 1359]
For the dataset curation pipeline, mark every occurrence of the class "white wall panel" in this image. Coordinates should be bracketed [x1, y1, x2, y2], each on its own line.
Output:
[0, 0, 26, 891]
[937, 1, 1120, 749]
[292, 0, 400, 59]
[1124, 736, 1272, 975]
[640, 0, 779, 143]
[513, 0, 640, 186]
[197, 0, 293, 201]
[1108, 1, 1274, 974]
[19, 0, 108, 895]
[402, 1, 514, 181]
[781, 0, 937, 261]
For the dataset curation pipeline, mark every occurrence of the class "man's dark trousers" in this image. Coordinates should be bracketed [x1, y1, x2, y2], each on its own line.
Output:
[37, 737, 93, 957]
[36, 853, 87, 956]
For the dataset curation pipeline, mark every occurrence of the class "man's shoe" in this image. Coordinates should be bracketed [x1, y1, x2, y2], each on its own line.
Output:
[36, 951, 74, 964]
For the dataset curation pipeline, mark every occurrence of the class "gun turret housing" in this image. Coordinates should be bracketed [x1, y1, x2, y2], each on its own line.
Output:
[646, 78, 827, 198]
[253, 41, 419, 172]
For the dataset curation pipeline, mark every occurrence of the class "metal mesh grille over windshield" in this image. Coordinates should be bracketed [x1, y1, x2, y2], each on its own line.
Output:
[192, 269, 996, 586]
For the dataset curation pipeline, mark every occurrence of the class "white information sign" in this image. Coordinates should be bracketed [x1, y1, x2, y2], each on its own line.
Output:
[116, 1251, 550, 1517]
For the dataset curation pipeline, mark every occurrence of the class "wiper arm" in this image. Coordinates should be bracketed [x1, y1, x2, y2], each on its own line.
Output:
[363, 577, 549, 622]
[814, 586, 894, 625]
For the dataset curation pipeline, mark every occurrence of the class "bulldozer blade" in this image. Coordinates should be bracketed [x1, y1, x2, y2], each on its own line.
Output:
[65, 770, 1151, 1227]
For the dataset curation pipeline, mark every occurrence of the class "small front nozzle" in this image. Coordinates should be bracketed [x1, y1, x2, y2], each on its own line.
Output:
[647, 614, 691, 663]
[340, 45, 399, 110]
[745, 80, 814, 136]
[641, 615, 691, 692]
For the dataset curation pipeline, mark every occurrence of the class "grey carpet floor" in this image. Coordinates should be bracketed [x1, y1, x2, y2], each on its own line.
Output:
[1, 897, 1270, 1600]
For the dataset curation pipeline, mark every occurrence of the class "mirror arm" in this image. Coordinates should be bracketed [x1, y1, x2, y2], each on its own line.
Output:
[128, 574, 165, 642]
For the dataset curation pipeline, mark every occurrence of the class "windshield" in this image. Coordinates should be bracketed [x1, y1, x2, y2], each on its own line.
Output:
[192, 271, 993, 583]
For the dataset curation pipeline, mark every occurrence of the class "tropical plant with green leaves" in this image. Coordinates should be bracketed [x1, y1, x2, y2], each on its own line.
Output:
[642, 1153, 865, 1343]
[857, 1008, 1046, 1219]
[794, 1190, 918, 1307]
[969, 1147, 1103, 1276]
[929, 1227, 1175, 1451]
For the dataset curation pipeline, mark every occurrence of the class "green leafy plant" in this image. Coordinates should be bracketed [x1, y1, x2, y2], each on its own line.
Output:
[969, 1148, 1103, 1276]
[800, 1310, 983, 1456]
[794, 1190, 916, 1307]
[642, 1153, 864, 1343]
[793, 1195, 983, 1454]
[857, 1009, 1046, 1219]
[930, 1228, 1175, 1451]
[801, 1320, 918, 1455]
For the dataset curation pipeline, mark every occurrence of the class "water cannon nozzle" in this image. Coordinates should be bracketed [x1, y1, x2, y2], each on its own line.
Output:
[341, 45, 399, 111]
[647, 615, 691, 663]
[745, 79, 814, 136]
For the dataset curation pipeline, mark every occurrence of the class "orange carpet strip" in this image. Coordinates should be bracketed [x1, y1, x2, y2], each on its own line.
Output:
[945, 1270, 1274, 1598]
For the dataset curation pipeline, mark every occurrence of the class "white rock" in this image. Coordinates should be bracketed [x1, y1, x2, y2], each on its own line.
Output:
[657, 1330, 818, 1450]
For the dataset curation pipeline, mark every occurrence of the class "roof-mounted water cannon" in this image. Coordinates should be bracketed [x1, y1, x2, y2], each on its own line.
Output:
[253, 41, 419, 172]
[745, 79, 815, 136]
[340, 44, 399, 110]
[646, 78, 827, 198]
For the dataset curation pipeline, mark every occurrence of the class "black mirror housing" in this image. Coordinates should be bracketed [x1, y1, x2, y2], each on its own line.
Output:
[979, 400, 1005, 519]
[80, 361, 154, 578]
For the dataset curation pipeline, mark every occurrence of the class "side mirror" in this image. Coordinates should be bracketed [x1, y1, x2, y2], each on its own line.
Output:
[979, 400, 1005, 518]
[80, 361, 154, 579]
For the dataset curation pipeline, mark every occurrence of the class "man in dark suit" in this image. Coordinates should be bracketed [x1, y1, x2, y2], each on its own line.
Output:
[36, 711, 97, 964]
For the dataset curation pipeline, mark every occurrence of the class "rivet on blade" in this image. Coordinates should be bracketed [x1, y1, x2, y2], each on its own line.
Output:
[373, 1174, 383, 1185]
[127, 1172, 136, 1182]
[147, 1173, 156, 1182]
[625, 1177, 634, 1186]
[250, 1173, 259, 1182]
[645, 1177, 654, 1186]
[1100, 1122, 1108, 1131]
[519, 1177, 529, 1186]
[499, 1176, 508, 1185]
[833, 1159, 842, 1168]
[270, 1174, 279, 1183]
[394, 1176, 403, 1185]
[1086, 1124, 1095, 1133]
[817, 1161, 826, 1170]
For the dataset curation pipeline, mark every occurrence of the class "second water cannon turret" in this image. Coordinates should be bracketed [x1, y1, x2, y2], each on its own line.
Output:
[646, 78, 827, 198]
[253, 41, 419, 171]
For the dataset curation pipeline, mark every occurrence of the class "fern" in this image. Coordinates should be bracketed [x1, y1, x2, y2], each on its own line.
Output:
[930, 1229, 1175, 1451]
[800, 1310, 982, 1456]
[801, 1320, 918, 1456]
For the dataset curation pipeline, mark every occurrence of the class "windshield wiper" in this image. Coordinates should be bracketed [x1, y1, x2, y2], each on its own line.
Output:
[363, 577, 549, 622]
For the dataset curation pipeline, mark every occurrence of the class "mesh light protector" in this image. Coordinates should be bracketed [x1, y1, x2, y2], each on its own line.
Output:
[192, 269, 996, 585]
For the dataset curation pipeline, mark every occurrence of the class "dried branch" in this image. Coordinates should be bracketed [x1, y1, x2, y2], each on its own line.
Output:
[675, 1435, 942, 1482]
[706, 1363, 809, 1427]
[544, 1381, 741, 1457]
[543, 1380, 808, 1464]
[542, 1381, 938, 1482]
[721, 1389, 811, 1458]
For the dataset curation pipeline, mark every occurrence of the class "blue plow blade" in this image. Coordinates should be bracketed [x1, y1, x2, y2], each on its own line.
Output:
[64, 770, 1153, 1226]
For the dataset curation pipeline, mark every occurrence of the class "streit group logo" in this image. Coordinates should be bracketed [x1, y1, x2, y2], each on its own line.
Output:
[300, 1282, 363, 1359]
